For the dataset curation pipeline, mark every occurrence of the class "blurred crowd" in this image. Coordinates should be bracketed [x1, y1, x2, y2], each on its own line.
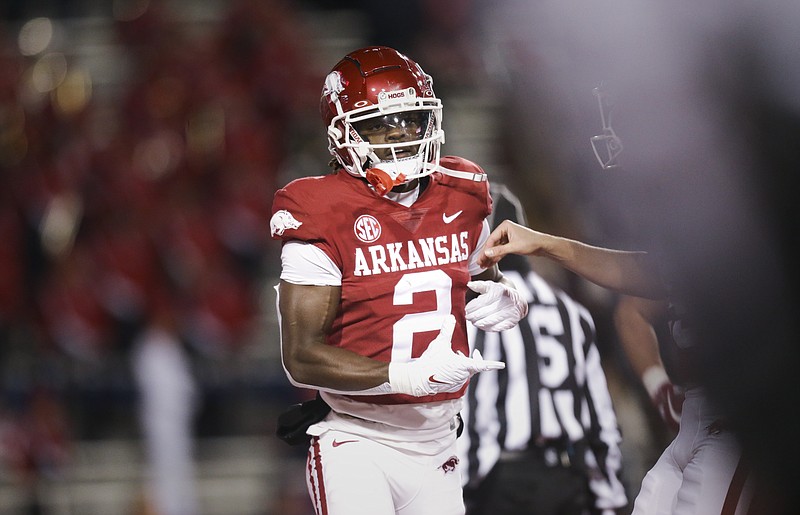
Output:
[0, 0, 320, 503]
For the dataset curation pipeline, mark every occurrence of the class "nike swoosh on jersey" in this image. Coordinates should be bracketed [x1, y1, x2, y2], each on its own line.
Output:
[332, 439, 359, 447]
[442, 210, 463, 224]
[429, 375, 448, 384]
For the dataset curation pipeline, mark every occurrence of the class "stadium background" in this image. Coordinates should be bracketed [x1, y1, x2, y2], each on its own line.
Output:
[2, 0, 798, 514]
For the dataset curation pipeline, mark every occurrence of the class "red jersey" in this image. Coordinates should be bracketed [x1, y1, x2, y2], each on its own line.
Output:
[271, 156, 492, 405]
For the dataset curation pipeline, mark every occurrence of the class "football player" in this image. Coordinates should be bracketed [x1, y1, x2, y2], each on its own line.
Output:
[271, 46, 528, 515]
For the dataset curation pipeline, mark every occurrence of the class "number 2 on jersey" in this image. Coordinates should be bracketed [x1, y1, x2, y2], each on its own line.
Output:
[391, 270, 453, 362]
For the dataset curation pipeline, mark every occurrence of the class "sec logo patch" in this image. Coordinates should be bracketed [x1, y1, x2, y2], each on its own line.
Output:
[354, 214, 381, 243]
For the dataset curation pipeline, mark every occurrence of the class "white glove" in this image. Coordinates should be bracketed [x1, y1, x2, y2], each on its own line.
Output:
[465, 280, 528, 332]
[642, 365, 684, 432]
[388, 315, 505, 397]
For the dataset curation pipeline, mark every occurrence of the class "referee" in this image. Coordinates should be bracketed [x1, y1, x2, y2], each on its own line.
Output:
[458, 183, 628, 515]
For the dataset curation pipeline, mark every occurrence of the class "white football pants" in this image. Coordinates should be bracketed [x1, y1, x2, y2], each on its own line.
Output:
[632, 387, 754, 515]
[305, 428, 465, 515]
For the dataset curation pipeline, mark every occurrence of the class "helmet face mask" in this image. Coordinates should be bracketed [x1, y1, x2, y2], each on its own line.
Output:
[591, 129, 623, 170]
[590, 85, 623, 170]
[320, 47, 445, 193]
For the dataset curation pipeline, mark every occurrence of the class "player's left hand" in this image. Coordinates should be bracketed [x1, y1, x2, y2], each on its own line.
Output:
[465, 280, 528, 332]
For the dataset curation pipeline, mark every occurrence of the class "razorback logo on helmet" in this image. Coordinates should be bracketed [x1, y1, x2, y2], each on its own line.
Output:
[322, 71, 347, 102]
[270, 209, 303, 237]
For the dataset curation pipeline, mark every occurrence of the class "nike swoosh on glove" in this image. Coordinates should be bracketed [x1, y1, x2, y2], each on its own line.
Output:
[388, 314, 505, 397]
[465, 280, 528, 332]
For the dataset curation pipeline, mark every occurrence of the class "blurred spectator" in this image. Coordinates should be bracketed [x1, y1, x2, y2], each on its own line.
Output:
[37, 247, 116, 362]
[0, 203, 26, 328]
[131, 294, 199, 515]
[0, 388, 71, 515]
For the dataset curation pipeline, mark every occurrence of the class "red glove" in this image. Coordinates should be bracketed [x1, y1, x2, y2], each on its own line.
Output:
[642, 366, 684, 432]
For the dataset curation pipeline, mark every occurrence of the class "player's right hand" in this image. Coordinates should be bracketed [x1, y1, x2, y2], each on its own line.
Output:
[388, 315, 505, 397]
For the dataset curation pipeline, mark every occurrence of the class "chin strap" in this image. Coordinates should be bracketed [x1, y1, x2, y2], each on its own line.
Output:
[366, 162, 487, 196]
[436, 166, 487, 182]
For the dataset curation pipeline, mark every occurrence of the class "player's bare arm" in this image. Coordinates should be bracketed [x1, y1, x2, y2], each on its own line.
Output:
[279, 280, 389, 391]
[614, 295, 669, 379]
[614, 295, 684, 431]
[480, 220, 667, 299]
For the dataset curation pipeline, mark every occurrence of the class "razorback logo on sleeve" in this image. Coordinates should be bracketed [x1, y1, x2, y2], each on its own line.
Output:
[270, 209, 303, 237]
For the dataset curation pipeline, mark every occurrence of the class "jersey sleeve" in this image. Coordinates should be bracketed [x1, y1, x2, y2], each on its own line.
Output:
[280, 241, 342, 286]
[270, 177, 342, 268]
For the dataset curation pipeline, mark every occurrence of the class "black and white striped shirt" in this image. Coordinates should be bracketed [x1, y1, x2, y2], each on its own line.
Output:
[457, 183, 627, 511]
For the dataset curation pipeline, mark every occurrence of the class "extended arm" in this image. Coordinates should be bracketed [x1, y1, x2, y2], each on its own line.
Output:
[478, 220, 667, 299]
